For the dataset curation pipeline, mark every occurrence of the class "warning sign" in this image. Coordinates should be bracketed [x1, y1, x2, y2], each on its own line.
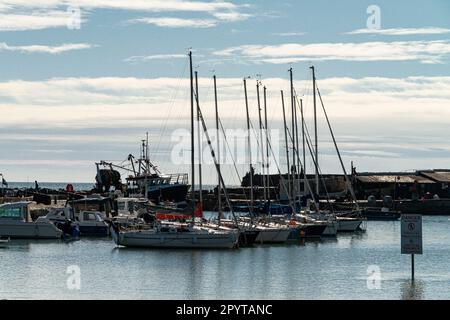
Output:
[401, 214, 423, 254]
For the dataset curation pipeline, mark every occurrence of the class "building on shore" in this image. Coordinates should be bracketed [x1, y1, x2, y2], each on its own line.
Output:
[241, 169, 450, 200]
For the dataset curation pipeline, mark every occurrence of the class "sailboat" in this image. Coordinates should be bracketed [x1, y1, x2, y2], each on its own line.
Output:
[239, 78, 291, 243]
[298, 66, 364, 233]
[197, 74, 261, 247]
[109, 51, 239, 249]
[250, 69, 328, 239]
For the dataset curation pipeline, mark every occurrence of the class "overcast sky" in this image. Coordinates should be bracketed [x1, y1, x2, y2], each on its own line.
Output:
[0, 0, 449, 184]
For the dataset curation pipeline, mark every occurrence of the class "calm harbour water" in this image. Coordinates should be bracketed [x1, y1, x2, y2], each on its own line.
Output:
[1, 216, 450, 300]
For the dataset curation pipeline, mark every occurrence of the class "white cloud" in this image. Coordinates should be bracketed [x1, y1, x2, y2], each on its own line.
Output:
[272, 32, 306, 36]
[1, 75, 450, 182]
[212, 11, 252, 22]
[214, 40, 450, 64]
[128, 17, 216, 28]
[0, 1, 238, 13]
[0, 11, 71, 31]
[0, 42, 94, 54]
[1, 75, 450, 123]
[347, 27, 450, 36]
[124, 53, 186, 63]
[0, 0, 250, 30]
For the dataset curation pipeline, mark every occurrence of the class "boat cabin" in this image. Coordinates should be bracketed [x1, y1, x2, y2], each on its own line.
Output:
[0, 201, 33, 222]
[71, 195, 114, 218]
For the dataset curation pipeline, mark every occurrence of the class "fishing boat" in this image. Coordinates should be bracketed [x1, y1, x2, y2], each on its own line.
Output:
[96, 137, 189, 204]
[0, 201, 62, 239]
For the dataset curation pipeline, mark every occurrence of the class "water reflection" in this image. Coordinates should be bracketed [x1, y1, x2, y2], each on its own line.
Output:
[400, 280, 425, 300]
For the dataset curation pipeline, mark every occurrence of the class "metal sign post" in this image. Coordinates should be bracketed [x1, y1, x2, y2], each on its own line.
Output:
[401, 214, 422, 281]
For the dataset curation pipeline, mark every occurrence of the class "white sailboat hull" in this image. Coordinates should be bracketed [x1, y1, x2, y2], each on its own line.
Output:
[336, 218, 362, 232]
[255, 228, 290, 243]
[111, 227, 238, 249]
[0, 221, 62, 239]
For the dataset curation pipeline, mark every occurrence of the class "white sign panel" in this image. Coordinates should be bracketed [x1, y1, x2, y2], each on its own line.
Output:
[401, 214, 423, 254]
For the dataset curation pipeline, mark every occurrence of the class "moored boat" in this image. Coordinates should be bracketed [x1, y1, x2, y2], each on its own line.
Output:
[0, 202, 62, 239]
[109, 220, 239, 249]
[336, 216, 363, 232]
[254, 225, 291, 244]
[361, 207, 401, 220]
[36, 207, 109, 237]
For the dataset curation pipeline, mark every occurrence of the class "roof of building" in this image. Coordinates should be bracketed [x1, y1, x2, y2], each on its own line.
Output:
[419, 170, 450, 183]
[355, 174, 434, 184]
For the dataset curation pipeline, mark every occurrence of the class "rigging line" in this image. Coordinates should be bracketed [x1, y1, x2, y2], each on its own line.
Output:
[293, 91, 334, 210]
[217, 117, 252, 208]
[316, 83, 360, 211]
[248, 117, 263, 168]
[266, 121, 318, 214]
[285, 123, 319, 210]
[196, 95, 239, 227]
[263, 90, 283, 201]
[154, 59, 188, 157]
[288, 100, 325, 206]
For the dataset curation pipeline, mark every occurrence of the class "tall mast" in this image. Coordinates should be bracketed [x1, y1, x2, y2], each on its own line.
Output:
[289, 68, 296, 199]
[189, 51, 195, 216]
[263, 86, 270, 202]
[300, 98, 306, 199]
[280, 90, 291, 200]
[244, 78, 254, 217]
[195, 71, 203, 210]
[213, 75, 222, 221]
[294, 97, 301, 202]
[256, 81, 266, 202]
[311, 66, 319, 201]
